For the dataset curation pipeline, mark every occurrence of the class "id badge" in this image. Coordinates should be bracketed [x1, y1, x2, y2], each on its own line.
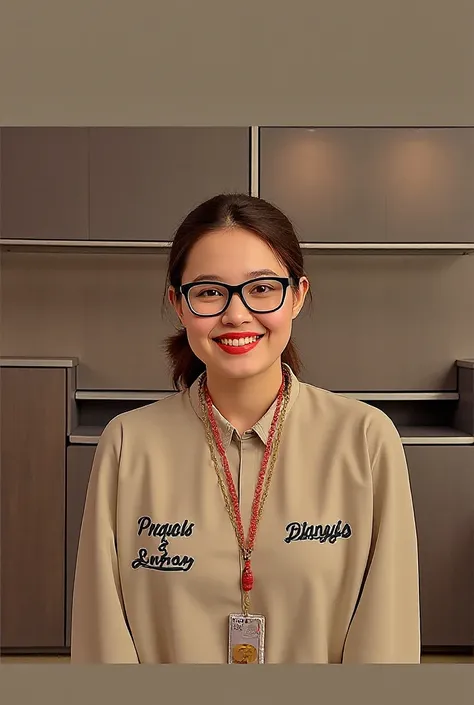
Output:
[228, 614, 265, 664]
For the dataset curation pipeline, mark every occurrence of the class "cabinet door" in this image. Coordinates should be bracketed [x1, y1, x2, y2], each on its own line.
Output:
[1, 127, 89, 240]
[405, 445, 474, 648]
[0, 368, 66, 649]
[259, 127, 387, 243]
[384, 128, 474, 243]
[65, 445, 97, 648]
[259, 127, 474, 244]
[89, 127, 250, 241]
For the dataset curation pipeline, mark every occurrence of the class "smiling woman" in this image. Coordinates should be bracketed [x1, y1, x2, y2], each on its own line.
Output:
[70, 193, 421, 665]
[164, 194, 310, 402]
[165, 196, 310, 431]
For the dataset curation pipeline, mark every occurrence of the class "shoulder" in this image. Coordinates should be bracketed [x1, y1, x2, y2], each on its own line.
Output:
[97, 390, 195, 448]
[295, 380, 402, 458]
[295, 379, 387, 424]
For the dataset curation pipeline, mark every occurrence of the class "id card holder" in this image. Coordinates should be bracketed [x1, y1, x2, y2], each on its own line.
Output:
[228, 614, 265, 664]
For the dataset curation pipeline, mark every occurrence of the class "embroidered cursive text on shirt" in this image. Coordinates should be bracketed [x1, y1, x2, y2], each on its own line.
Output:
[131, 537, 195, 572]
[137, 515, 195, 538]
[284, 520, 352, 544]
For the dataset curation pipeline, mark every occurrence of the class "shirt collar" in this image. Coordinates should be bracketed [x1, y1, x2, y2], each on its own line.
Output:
[188, 363, 300, 449]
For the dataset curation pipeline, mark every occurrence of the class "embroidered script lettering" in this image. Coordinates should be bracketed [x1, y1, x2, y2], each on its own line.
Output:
[131, 516, 196, 572]
[131, 537, 195, 572]
[137, 515, 195, 538]
[284, 520, 352, 544]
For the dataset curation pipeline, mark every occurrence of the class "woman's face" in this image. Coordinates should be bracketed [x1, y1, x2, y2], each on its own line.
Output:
[169, 227, 309, 381]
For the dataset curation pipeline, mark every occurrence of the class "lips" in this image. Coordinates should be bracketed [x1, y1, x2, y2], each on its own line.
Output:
[213, 333, 264, 355]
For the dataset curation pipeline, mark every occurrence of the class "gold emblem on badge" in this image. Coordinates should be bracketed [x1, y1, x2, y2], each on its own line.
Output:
[232, 643, 258, 664]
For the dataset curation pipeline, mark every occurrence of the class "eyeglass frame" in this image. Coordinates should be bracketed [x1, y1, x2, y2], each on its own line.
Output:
[179, 276, 298, 318]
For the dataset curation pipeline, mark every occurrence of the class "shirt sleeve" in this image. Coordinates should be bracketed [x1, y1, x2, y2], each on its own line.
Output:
[342, 410, 421, 663]
[70, 418, 139, 663]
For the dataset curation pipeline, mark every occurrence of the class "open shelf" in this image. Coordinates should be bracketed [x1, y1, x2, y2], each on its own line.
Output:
[2, 239, 474, 256]
[68, 423, 474, 447]
[68, 381, 474, 447]
[74, 389, 459, 402]
[336, 391, 459, 401]
[398, 426, 474, 445]
[75, 390, 174, 401]
[69, 426, 104, 445]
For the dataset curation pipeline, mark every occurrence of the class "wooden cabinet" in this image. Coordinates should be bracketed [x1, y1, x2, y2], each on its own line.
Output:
[0, 367, 67, 649]
[65, 445, 96, 647]
[0, 128, 89, 240]
[259, 127, 474, 243]
[405, 445, 474, 648]
[89, 127, 250, 241]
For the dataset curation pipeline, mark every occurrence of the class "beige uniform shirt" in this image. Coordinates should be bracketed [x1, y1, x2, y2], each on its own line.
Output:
[71, 367, 420, 663]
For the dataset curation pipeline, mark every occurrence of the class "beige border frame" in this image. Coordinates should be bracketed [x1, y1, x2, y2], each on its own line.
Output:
[1, 1, 474, 703]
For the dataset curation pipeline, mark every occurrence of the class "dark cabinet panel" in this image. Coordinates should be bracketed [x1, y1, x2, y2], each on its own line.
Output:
[89, 127, 250, 241]
[65, 445, 96, 647]
[0, 368, 66, 649]
[1, 128, 89, 240]
[259, 127, 474, 243]
[405, 445, 474, 648]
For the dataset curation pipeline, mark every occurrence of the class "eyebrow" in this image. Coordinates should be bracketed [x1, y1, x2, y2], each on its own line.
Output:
[191, 269, 280, 283]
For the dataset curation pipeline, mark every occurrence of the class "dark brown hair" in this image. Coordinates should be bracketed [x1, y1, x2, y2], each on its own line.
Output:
[163, 193, 309, 390]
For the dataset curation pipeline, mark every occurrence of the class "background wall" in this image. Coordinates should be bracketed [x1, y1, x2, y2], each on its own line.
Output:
[1, 1, 474, 126]
[1, 249, 473, 391]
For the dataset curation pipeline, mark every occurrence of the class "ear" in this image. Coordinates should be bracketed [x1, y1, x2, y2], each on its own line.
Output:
[291, 277, 310, 320]
[168, 286, 185, 324]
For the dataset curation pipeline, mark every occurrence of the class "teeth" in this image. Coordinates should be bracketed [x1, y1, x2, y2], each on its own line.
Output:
[218, 335, 261, 347]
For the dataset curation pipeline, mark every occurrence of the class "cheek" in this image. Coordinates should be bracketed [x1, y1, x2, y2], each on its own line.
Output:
[259, 305, 294, 337]
[181, 310, 215, 345]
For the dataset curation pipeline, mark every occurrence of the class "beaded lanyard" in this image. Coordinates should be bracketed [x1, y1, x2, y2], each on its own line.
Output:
[198, 367, 291, 616]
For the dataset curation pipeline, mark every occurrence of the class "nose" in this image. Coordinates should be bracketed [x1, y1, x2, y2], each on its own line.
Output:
[221, 292, 254, 326]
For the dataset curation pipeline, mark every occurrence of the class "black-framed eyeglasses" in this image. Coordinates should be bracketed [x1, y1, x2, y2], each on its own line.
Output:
[179, 276, 297, 317]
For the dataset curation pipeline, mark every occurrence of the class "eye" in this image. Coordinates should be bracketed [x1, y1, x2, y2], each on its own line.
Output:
[250, 284, 274, 295]
[196, 288, 224, 298]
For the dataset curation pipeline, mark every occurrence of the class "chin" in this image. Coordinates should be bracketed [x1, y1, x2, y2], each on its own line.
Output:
[206, 352, 280, 382]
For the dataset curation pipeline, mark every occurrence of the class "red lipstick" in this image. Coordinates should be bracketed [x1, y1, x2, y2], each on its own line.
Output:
[213, 332, 264, 356]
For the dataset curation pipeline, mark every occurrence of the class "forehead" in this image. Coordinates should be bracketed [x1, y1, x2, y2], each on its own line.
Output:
[182, 227, 288, 283]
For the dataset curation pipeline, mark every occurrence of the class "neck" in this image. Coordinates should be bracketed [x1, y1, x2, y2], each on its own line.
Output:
[205, 361, 285, 435]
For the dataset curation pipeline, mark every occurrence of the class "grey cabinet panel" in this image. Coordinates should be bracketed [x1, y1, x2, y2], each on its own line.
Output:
[384, 128, 474, 243]
[89, 127, 250, 241]
[259, 127, 387, 243]
[1, 127, 89, 240]
[292, 254, 474, 393]
[65, 445, 97, 648]
[1, 368, 66, 649]
[405, 446, 474, 648]
[259, 127, 474, 244]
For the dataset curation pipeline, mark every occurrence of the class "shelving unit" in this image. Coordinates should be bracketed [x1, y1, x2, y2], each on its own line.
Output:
[68, 425, 474, 446]
[2, 126, 473, 255]
[1, 125, 473, 654]
[1, 239, 474, 255]
[68, 373, 474, 447]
